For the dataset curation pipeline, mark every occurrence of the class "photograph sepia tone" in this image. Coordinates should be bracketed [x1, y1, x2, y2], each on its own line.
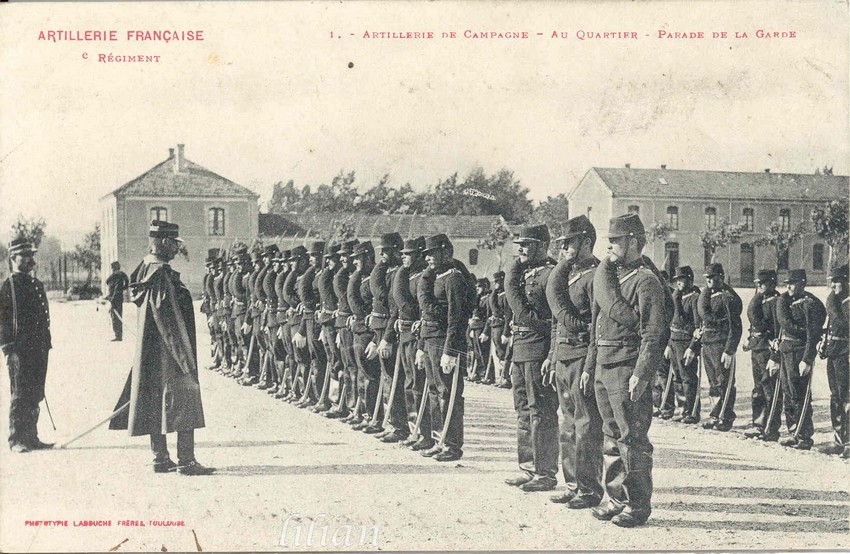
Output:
[0, 1, 848, 552]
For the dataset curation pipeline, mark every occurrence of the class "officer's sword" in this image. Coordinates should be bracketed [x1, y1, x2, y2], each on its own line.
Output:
[793, 368, 814, 441]
[719, 356, 736, 423]
[381, 346, 403, 428]
[432, 354, 461, 449]
[408, 376, 429, 439]
[368, 374, 386, 427]
[691, 354, 702, 419]
[764, 373, 782, 436]
[59, 401, 130, 449]
[660, 362, 675, 415]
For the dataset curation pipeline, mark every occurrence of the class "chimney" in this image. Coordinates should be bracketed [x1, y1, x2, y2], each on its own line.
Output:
[764, 168, 770, 173]
[174, 144, 185, 173]
[168, 148, 174, 158]
[660, 164, 667, 170]
[625, 163, 631, 169]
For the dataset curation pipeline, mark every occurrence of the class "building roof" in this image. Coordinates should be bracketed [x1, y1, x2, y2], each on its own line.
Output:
[105, 150, 258, 199]
[578, 167, 848, 202]
[259, 213, 505, 240]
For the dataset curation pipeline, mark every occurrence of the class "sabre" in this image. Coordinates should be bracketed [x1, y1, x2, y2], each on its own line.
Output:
[793, 369, 814, 441]
[432, 354, 461, 449]
[43, 395, 57, 431]
[381, 345, 403, 428]
[59, 402, 129, 449]
[333, 378, 348, 412]
[317, 359, 333, 406]
[660, 362, 675, 415]
[369, 373, 386, 427]
[408, 376, 429, 439]
[298, 363, 317, 403]
[764, 372, 782, 436]
[691, 354, 702, 418]
[719, 356, 736, 423]
[109, 308, 137, 338]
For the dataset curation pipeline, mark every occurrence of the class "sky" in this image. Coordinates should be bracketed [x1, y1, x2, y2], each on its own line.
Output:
[0, 1, 847, 245]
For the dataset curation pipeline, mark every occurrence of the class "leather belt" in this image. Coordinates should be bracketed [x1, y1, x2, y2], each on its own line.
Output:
[398, 319, 416, 326]
[828, 335, 848, 342]
[597, 338, 640, 347]
[371, 312, 389, 318]
[488, 316, 505, 326]
[337, 311, 352, 317]
[422, 320, 443, 328]
[558, 334, 589, 347]
[670, 326, 694, 334]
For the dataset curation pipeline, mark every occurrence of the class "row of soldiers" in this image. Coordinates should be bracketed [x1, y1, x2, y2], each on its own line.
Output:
[200, 212, 849, 528]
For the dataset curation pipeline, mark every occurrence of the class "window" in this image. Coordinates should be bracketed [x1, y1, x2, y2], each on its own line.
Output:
[779, 209, 791, 232]
[666, 206, 679, 230]
[778, 249, 789, 271]
[150, 206, 168, 222]
[704, 207, 717, 230]
[664, 242, 679, 277]
[742, 208, 754, 232]
[628, 205, 640, 215]
[704, 247, 712, 268]
[468, 248, 479, 266]
[208, 207, 226, 236]
[813, 244, 825, 271]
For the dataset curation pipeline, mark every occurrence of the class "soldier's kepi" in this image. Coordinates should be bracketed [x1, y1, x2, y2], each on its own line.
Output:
[544, 215, 604, 508]
[585, 213, 672, 528]
[503, 223, 560, 493]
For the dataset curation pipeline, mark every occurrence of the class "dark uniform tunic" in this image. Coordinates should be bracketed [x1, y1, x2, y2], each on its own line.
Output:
[746, 290, 780, 435]
[773, 291, 826, 443]
[230, 267, 250, 364]
[467, 292, 490, 380]
[262, 266, 280, 385]
[392, 262, 430, 437]
[0, 271, 51, 448]
[283, 267, 307, 392]
[484, 288, 512, 385]
[298, 265, 327, 401]
[669, 285, 702, 417]
[823, 289, 849, 447]
[693, 282, 743, 424]
[274, 268, 292, 389]
[106, 270, 129, 340]
[418, 261, 473, 452]
[212, 271, 230, 368]
[317, 264, 341, 393]
[584, 256, 671, 518]
[545, 255, 603, 500]
[504, 257, 559, 481]
[348, 267, 381, 418]
[333, 264, 357, 412]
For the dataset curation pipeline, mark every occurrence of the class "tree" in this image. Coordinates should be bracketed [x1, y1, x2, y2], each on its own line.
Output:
[477, 220, 513, 271]
[810, 199, 849, 270]
[646, 221, 674, 244]
[699, 218, 746, 264]
[10, 214, 46, 248]
[70, 224, 101, 286]
[754, 219, 807, 272]
[530, 194, 570, 234]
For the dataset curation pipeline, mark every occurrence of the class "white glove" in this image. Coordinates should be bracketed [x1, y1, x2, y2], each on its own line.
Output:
[440, 353, 457, 374]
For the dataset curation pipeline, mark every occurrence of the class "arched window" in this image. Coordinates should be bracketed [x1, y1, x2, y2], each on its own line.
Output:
[468, 248, 479, 266]
[813, 244, 825, 271]
[666, 206, 679, 230]
[208, 208, 225, 236]
[150, 206, 168, 222]
[742, 208, 754, 232]
[704, 207, 716, 230]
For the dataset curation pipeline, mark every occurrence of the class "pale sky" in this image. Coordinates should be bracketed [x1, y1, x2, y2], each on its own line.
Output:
[1, 1, 847, 245]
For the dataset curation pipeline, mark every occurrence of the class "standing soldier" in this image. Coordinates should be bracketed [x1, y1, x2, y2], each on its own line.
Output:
[332, 240, 360, 420]
[668, 266, 702, 424]
[372, 233, 409, 442]
[394, 237, 432, 450]
[283, 246, 309, 402]
[503, 224, 559, 492]
[772, 269, 826, 450]
[543, 215, 604, 508]
[109, 221, 213, 475]
[259, 245, 281, 392]
[348, 241, 383, 431]
[208, 257, 227, 370]
[1, 239, 53, 452]
[742, 269, 781, 441]
[690, 263, 743, 432]
[418, 233, 473, 461]
[484, 271, 512, 389]
[268, 249, 289, 398]
[819, 264, 849, 457]
[316, 243, 342, 413]
[105, 261, 129, 342]
[228, 246, 251, 377]
[239, 251, 264, 386]
[467, 278, 491, 383]
[201, 256, 216, 361]
[299, 241, 329, 411]
[586, 213, 670, 528]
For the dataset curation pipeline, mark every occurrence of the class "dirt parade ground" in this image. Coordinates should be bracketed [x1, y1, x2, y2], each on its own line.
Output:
[1, 293, 848, 553]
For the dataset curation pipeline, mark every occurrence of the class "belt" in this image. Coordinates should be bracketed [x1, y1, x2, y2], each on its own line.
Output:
[336, 311, 352, 317]
[828, 335, 848, 342]
[422, 320, 443, 328]
[511, 326, 539, 333]
[235, 301, 246, 307]
[781, 337, 805, 344]
[748, 331, 767, 338]
[370, 312, 389, 318]
[558, 334, 589, 347]
[597, 338, 640, 347]
[488, 316, 505, 326]
[670, 326, 694, 334]
[398, 319, 416, 326]
[703, 326, 727, 332]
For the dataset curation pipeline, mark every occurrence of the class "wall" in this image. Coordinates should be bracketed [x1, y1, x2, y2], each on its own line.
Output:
[567, 170, 614, 261]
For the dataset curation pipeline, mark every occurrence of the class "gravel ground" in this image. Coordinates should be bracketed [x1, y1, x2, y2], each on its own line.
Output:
[1, 292, 848, 552]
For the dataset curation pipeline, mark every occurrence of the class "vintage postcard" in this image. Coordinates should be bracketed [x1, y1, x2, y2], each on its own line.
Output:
[0, 1, 848, 552]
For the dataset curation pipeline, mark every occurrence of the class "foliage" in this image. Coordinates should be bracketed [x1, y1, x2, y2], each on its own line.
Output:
[699, 218, 746, 263]
[477, 220, 513, 271]
[69, 282, 102, 300]
[10, 214, 46, 248]
[529, 194, 570, 235]
[647, 221, 675, 244]
[810, 199, 848, 270]
[70, 224, 101, 285]
[754, 219, 807, 271]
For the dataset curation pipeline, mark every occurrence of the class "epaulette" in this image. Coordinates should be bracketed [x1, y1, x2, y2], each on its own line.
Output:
[437, 268, 458, 280]
[498, 291, 506, 297]
[682, 291, 697, 300]
[410, 271, 423, 282]
[762, 295, 777, 304]
[618, 268, 639, 285]
[568, 264, 596, 286]
[362, 276, 371, 284]
[791, 296, 809, 306]
[711, 291, 724, 299]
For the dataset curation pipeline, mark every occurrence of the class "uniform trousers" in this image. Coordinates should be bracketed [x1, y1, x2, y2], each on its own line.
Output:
[702, 342, 737, 423]
[750, 348, 781, 436]
[8, 346, 49, 447]
[594, 359, 654, 516]
[423, 337, 464, 451]
[510, 359, 559, 480]
[402, 339, 431, 439]
[826, 353, 849, 446]
[780, 348, 814, 440]
[554, 356, 603, 499]
[670, 340, 700, 417]
[353, 331, 382, 420]
[336, 327, 358, 412]
[379, 342, 408, 433]
[109, 299, 123, 340]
